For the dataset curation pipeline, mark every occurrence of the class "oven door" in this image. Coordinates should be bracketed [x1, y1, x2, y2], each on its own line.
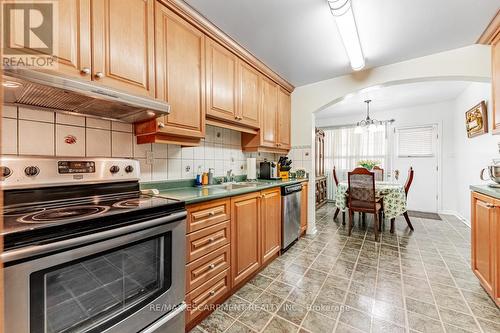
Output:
[3, 211, 186, 333]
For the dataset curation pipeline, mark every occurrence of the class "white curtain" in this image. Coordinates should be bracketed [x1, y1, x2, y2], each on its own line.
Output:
[324, 125, 390, 200]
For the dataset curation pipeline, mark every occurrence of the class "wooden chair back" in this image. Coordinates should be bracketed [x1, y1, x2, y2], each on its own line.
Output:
[372, 166, 384, 181]
[333, 166, 339, 186]
[404, 167, 414, 196]
[348, 167, 376, 211]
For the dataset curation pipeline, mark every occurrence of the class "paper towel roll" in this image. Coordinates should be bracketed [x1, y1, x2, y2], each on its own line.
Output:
[246, 158, 257, 180]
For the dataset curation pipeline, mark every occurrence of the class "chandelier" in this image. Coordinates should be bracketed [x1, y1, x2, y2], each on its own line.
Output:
[355, 100, 382, 133]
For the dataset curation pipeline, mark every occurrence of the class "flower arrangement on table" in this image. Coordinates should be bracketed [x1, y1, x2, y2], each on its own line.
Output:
[357, 159, 380, 170]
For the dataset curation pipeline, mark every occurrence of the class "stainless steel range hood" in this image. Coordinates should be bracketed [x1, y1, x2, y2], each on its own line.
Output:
[2, 67, 170, 123]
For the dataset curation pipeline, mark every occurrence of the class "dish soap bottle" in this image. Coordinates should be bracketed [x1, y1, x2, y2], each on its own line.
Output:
[195, 166, 202, 186]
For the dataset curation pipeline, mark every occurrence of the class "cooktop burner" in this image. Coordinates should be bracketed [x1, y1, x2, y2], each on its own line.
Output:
[17, 205, 110, 224]
[113, 197, 153, 209]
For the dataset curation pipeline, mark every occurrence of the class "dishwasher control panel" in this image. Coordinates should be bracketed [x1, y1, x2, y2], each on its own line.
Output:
[282, 184, 303, 195]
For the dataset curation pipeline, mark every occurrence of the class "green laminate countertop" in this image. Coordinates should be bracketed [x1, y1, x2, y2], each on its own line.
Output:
[470, 185, 500, 200]
[141, 178, 309, 204]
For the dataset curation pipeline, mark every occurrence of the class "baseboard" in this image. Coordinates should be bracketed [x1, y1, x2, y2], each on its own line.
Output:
[438, 210, 470, 227]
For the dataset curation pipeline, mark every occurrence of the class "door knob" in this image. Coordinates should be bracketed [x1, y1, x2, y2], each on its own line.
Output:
[94, 72, 104, 79]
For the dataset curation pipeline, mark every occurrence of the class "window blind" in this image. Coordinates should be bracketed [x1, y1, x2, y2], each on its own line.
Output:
[396, 126, 435, 157]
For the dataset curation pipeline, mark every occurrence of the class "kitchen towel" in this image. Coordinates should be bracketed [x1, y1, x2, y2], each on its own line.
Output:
[247, 158, 257, 180]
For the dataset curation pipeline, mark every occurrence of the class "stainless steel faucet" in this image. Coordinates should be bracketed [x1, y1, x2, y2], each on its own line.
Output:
[226, 169, 234, 183]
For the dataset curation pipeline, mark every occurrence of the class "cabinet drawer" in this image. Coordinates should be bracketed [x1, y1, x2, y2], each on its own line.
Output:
[186, 221, 230, 262]
[187, 199, 230, 233]
[186, 244, 230, 292]
[186, 268, 230, 323]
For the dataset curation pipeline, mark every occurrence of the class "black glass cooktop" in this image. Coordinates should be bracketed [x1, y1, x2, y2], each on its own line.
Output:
[1, 182, 184, 251]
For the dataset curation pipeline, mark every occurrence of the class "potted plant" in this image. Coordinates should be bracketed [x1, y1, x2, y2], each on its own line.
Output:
[357, 159, 380, 170]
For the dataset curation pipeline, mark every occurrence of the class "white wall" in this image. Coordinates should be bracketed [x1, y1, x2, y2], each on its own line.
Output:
[452, 82, 496, 224]
[292, 45, 492, 146]
[315, 81, 496, 224]
[316, 100, 456, 213]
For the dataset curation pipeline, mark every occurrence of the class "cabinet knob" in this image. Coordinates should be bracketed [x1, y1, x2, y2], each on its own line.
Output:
[208, 237, 214, 243]
[208, 263, 215, 269]
[158, 122, 165, 129]
[208, 211, 216, 216]
[94, 72, 104, 79]
[209, 290, 215, 296]
[80, 67, 91, 75]
[486, 203, 496, 208]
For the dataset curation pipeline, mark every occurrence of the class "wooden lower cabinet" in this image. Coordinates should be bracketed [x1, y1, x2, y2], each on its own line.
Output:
[186, 185, 312, 329]
[300, 183, 308, 235]
[471, 191, 500, 307]
[231, 192, 261, 286]
[261, 188, 282, 265]
[316, 176, 327, 208]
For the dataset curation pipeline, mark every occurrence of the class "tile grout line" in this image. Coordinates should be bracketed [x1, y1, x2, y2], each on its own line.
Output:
[392, 226, 411, 333]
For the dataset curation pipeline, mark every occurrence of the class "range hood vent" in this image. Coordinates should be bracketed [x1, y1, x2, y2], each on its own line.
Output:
[2, 67, 170, 123]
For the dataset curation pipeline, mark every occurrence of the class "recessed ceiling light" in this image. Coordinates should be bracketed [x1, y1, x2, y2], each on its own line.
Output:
[328, 0, 365, 71]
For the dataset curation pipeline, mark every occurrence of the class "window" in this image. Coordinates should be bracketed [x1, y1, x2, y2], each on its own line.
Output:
[396, 126, 436, 157]
[324, 125, 389, 199]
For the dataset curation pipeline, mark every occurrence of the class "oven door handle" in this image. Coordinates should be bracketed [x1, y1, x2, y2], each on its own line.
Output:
[1, 210, 187, 263]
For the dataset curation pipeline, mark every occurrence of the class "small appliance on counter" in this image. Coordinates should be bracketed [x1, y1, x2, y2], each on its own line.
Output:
[480, 159, 500, 188]
[260, 161, 280, 180]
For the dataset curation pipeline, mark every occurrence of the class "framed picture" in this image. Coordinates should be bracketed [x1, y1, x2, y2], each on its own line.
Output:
[465, 101, 488, 138]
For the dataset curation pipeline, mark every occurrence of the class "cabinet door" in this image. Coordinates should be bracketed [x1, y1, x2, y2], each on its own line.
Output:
[206, 39, 238, 122]
[493, 35, 500, 132]
[7, 0, 91, 79]
[261, 77, 278, 148]
[231, 193, 261, 286]
[155, 3, 205, 138]
[237, 61, 260, 128]
[471, 193, 496, 296]
[277, 88, 291, 149]
[92, 0, 155, 96]
[261, 188, 281, 265]
[300, 184, 308, 234]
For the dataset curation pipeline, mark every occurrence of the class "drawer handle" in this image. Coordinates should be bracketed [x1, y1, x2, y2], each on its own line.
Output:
[208, 263, 216, 269]
[209, 290, 215, 296]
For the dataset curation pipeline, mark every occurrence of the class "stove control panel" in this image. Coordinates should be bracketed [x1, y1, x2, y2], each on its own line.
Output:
[58, 161, 96, 174]
[0, 157, 141, 189]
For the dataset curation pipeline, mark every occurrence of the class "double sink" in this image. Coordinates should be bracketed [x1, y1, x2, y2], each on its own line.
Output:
[203, 181, 271, 191]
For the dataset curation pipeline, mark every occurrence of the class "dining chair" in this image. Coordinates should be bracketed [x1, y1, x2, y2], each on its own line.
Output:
[347, 167, 383, 241]
[390, 167, 415, 233]
[372, 166, 384, 181]
[333, 166, 346, 225]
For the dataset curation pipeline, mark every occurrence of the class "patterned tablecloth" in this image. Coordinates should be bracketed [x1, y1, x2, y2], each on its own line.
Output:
[335, 181, 407, 220]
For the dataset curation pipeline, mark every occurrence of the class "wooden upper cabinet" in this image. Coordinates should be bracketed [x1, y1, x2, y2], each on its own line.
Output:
[260, 76, 279, 148]
[154, 3, 205, 138]
[277, 88, 291, 149]
[493, 34, 500, 133]
[231, 192, 261, 286]
[91, 0, 155, 96]
[206, 39, 238, 122]
[237, 61, 260, 128]
[261, 188, 281, 265]
[53, 0, 91, 79]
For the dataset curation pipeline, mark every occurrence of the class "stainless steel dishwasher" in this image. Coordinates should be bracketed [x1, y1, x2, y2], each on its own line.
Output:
[281, 183, 302, 250]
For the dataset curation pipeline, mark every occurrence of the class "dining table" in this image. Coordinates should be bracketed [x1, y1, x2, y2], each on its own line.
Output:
[335, 181, 407, 220]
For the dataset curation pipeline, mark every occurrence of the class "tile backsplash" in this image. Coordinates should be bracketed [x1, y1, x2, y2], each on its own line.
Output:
[1, 105, 289, 182]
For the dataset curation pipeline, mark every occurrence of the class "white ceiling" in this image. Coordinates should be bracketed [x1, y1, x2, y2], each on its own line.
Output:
[315, 80, 472, 118]
[184, 0, 498, 86]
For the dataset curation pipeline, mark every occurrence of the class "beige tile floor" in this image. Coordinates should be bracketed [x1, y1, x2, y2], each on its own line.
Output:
[190, 203, 500, 333]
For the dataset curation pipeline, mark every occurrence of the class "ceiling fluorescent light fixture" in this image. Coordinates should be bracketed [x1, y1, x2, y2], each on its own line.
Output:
[328, 0, 365, 71]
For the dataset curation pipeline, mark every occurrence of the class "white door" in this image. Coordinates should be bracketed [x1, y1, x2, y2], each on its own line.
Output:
[393, 125, 438, 213]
